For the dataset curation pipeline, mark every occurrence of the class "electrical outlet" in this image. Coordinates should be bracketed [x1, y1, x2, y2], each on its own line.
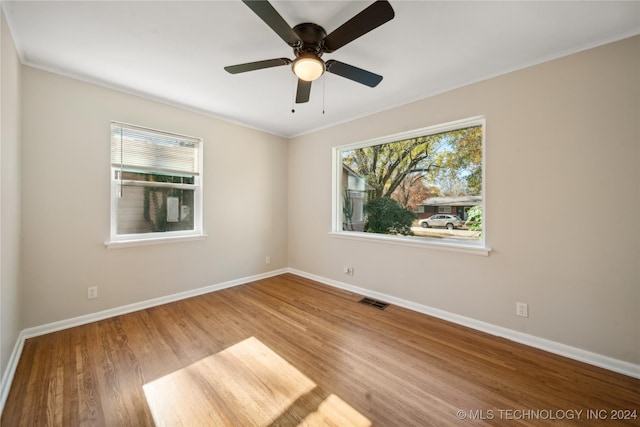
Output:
[343, 266, 354, 276]
[88, 286, 98, 299]
[516, 302, 528, 318]
[265, 256, 271, 264]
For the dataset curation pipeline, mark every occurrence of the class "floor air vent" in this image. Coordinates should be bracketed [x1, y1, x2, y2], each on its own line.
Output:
[359, 297, 390, 310]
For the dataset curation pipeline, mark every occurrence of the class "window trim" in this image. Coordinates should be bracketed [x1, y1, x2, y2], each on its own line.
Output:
[105, 121, 205, 248]
[331, 116, 489, 255]
[105, 233, 207, 249]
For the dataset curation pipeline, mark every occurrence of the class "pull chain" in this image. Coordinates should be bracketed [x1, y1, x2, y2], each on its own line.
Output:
[322, 74, 326, 114]
[291, 74, 296, 113]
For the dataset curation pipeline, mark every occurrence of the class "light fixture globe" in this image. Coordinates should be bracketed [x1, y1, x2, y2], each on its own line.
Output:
[292, 55, 325, 81]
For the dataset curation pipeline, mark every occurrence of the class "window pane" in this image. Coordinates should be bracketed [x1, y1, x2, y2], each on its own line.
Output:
[340, 122, 483, 242]
[109, 122, 203, 243]
[117, 184, 195, 235]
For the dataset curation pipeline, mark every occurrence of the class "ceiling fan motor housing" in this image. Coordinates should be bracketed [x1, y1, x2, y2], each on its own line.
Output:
[292, 23, 327, 58]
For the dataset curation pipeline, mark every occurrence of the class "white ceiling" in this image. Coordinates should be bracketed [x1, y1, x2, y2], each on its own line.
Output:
[3, 1, 639, 137]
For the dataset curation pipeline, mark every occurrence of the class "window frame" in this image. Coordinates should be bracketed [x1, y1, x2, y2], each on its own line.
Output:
[330, 116, 489, 256]
[106, 122, 205, 248]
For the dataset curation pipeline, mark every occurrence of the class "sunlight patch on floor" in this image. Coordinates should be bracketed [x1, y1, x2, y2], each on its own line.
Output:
[299, 394, 371, 427]
[143, 336, 371, 426]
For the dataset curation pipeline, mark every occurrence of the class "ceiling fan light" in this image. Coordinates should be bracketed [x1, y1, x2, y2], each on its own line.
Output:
[292, 56, 325, 81]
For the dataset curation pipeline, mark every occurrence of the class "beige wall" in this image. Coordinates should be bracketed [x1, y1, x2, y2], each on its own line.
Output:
[288, 36, 640, 364]
[1, 11, 22, 378]
[20, 67, 289, 327]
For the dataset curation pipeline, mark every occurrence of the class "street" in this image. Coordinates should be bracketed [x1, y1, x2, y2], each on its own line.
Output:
[411, 226, 481, 240]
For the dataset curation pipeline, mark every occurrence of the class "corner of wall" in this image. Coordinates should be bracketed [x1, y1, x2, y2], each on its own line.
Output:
[0, 5, 24, 405]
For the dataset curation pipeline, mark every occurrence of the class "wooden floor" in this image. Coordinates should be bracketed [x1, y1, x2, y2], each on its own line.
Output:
[2, 274, 638, 426]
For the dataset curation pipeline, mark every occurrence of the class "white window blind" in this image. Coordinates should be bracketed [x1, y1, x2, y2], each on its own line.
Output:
[111, 122, 200, 176]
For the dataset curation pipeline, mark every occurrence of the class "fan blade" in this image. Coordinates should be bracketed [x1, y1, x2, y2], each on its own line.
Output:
[242, 0, 302, 47]
[323, 1, 394, 53]
[224, 58, 291, 74]
[296, 79, 312, 103]
[326, 60, 383, 87]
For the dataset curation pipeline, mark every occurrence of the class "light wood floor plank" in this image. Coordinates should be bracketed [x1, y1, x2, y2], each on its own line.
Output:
[2, 273, 638, 426]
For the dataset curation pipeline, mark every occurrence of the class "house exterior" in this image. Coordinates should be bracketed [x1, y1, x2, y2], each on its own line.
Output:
[341, 164, 369, 231]
[416, 195, 482, 220]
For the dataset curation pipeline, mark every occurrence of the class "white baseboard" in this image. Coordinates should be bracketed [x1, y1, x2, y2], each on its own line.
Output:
[288, 268, 640, 380]
[20, 268, 287, 340]
[0, 267, 287, 415]
[0, 330, 25, 416]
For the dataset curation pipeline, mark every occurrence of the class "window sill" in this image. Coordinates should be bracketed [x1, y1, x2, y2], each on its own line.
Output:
[328, 231, 491, 256]
[105, 233, 207, 249]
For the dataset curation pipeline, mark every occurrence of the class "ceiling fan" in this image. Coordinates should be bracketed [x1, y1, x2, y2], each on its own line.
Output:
[224, 0, 395, 104]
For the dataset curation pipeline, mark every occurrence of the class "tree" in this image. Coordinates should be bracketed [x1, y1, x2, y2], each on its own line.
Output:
[390, 176, 438, 211]
[343, 126, 482, 204]
[343, 134, 445, 202]
[432, 174, 469, 197]
[364, 197, 416, 236]
[434, 126, 483, 195]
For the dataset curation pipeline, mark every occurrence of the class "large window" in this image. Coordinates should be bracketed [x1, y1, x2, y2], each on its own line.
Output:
[333, 117, 486, 252]
[108, 122, 203, 245]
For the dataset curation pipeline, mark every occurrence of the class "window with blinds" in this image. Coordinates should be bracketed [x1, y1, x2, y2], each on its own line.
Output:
[109, 122, 203, 243]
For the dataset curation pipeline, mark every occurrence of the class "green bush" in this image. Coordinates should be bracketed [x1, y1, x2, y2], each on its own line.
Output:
[465, 205, 483, 238]
[365, 197, 416, 236]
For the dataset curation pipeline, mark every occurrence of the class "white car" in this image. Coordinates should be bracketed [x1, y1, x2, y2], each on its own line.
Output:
[418, 214, 464, 230]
